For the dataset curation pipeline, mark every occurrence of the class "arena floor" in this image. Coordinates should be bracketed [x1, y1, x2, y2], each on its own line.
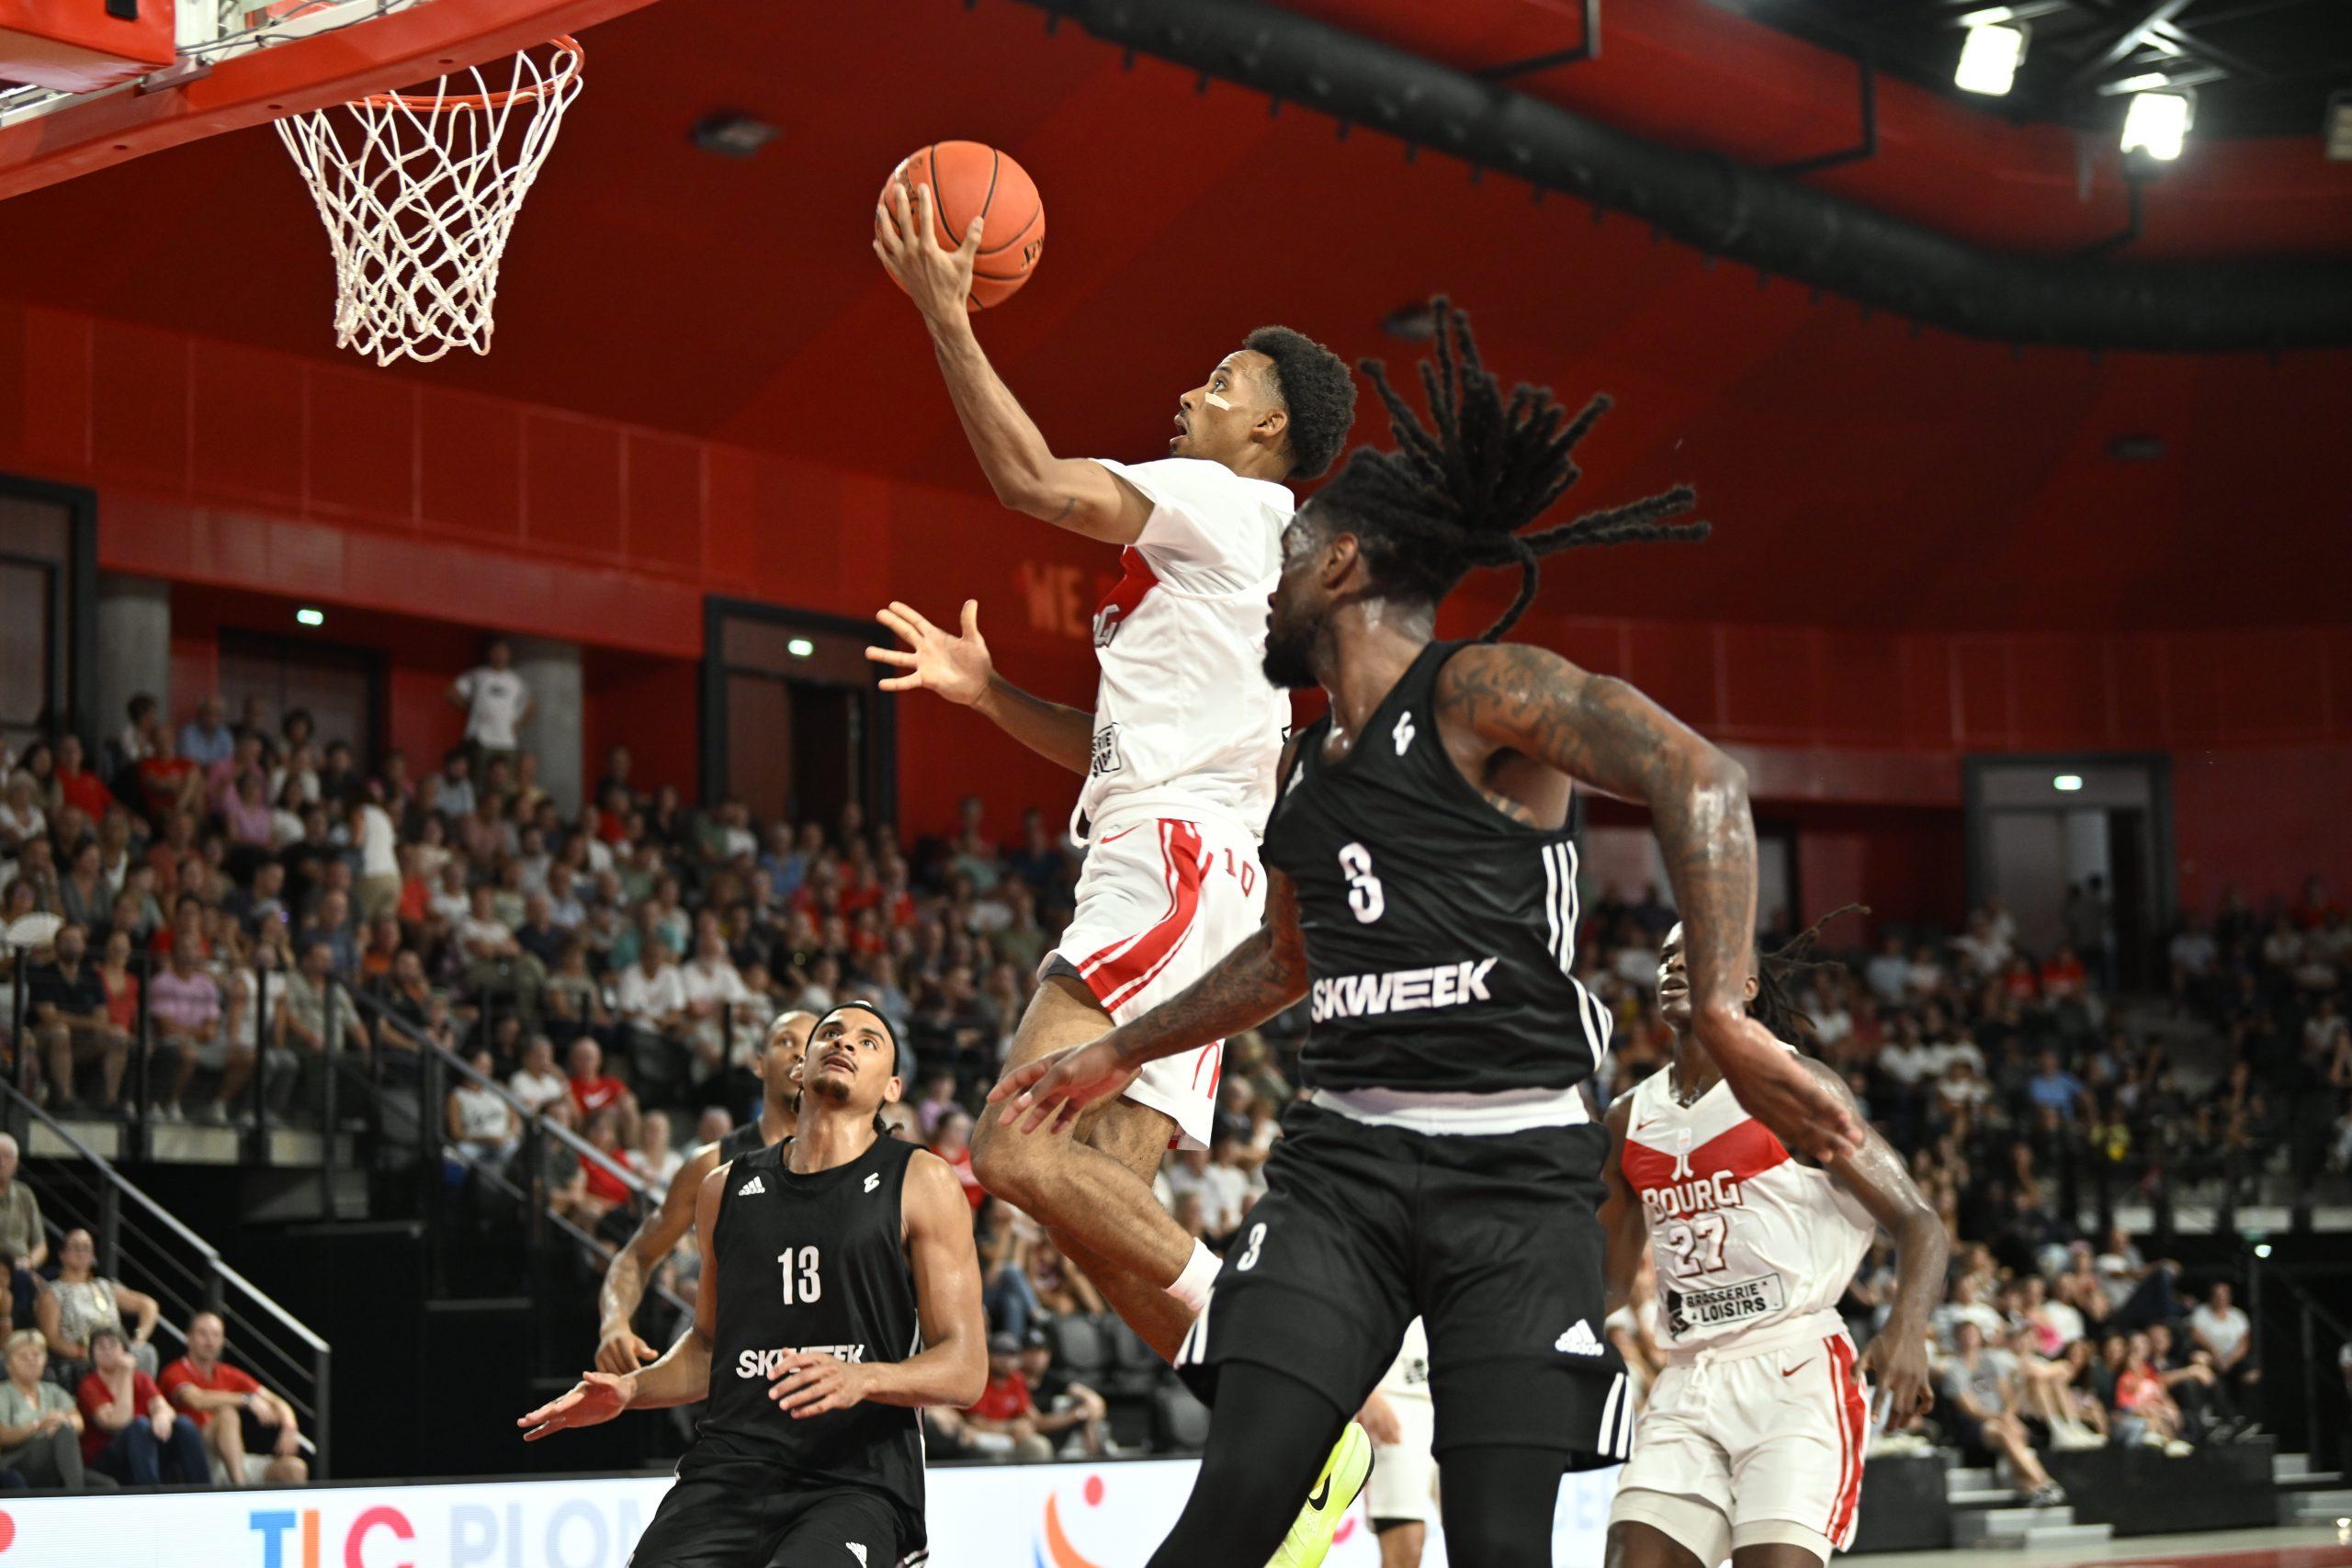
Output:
[1871, 1529, 2352, 1568]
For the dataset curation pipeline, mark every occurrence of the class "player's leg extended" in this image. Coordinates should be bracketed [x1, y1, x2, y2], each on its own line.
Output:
[1608, 1520, 1713, 1568]
[1375, 1522, 1427, 1568]
[1146, 1364, 1350, 1568]
[971, 973, 1202, 1359]
[1732, 1540, 1832, 1568]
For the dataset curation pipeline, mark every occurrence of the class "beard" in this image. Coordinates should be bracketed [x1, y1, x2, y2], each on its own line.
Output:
[1261, 612, 1320, 690]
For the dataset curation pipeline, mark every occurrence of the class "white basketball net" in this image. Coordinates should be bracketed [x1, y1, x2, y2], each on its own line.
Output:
[275, 37, 583, 366]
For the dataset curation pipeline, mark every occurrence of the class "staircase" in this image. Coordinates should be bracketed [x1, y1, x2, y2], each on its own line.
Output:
[2277, 1450, 2352, 1527]
[1946, 1463, 2114, 1550]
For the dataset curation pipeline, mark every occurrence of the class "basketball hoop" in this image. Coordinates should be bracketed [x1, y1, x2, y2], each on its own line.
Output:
[275, 35, 583, 366]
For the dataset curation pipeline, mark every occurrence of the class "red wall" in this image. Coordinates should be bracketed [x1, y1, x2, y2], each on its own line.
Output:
[2172, 745, 2352, 914]
[5, 298, 2347, 899]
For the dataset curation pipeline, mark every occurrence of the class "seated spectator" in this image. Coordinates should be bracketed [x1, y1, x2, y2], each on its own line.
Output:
[978, 1198, 1042, 1341]
[0, 1138, 43, 1330]
[508, 1035, 573, 1128]
[159, 1311, 307, 1485]
[26, 924, 130, 1116]
[136, 735, 202, 821]
[2188, 1281, 2259, 1400]
[0, 773, 47, 855]
[1940, 1322, 2064, 1505]
[679, 931, 751, 1091]
[631, 1110, 683, 1189]
[542, 942, 613, 1049]
[931, 1111, 982, 1212]
[39, 1229, 161, 1377]
[567, 1039, 640, 1147]
[447, 1047, 521, 1172]
[1021, 1328, 1108, 1458]
[146, 942, 222, 1122]
[76, 1326, 209, 1486]
[275, 941, 371, 1110]
[613, 943, 686, 1075]
[957, 1333, 1052, 1461]
[0, 1327, 87, 1489]
[2109, 1331, 2192, 1454]
[557, 1106, 637, 1235]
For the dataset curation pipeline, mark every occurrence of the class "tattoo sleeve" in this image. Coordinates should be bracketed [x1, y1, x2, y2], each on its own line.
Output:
[1441, 643, 1758, 1022]
[1108, 869, 1310, 1068]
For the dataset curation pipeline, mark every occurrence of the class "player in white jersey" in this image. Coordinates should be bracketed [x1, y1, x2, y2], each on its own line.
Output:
[1601, 919, 1947, 1568]
[872, 184, 1365, 1563]
[1356, 1317, 1437, 1568]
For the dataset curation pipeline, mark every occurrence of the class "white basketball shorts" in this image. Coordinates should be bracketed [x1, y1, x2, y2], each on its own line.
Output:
[1048, 811, 1265, 1150]
[1364, 1394, 1439, 1528]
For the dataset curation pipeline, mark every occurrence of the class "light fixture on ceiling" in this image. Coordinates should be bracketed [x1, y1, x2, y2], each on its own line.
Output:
[690, 112, 778, 160]
[1954, 18, 2027, 96]
[2327, 90, 2352, 163]
[295, 606, 325, 627]
[2052, 773, 2085, 793]
[2120, 89, 2193, 161]
[786, 637, 815, 659]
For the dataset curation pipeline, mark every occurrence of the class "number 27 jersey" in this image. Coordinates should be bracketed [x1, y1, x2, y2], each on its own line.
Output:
[1622, 1064, 1872, 1349]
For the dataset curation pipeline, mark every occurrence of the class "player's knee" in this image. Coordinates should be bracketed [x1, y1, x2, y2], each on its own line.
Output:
[969, 1113, 1051, 1207]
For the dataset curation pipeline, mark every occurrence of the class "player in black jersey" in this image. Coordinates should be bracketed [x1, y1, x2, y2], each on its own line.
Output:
[996, 301, 1864, 1568]
[524, 1002, 986, 1568]
[596, 1010, 819, 1374]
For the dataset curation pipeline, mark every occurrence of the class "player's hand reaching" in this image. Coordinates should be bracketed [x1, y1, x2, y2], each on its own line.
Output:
[1860, 1323, 1935, 1426]
[988, 1038, 1141, 1134]
[874, 177, 982, 322]
[594, 1323, 660, 1376]
[769, 1352, 876, 1419]
[517, 1371, 635, 1441]
[1690, 1008, 1862, 1163]
[868, 600, 991, 707]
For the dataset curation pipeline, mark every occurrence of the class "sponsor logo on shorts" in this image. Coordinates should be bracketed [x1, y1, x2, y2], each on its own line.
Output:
[736, 1343, 869, 1379]
[1664, 1274, 1787, 1337]
[1555, 1320, 1606, 1357]
[1309, 958, 1498, 1021]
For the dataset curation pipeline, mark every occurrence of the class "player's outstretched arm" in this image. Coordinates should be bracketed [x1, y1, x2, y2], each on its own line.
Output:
[875, 181, 1153, 544]
[990, 869, 1310, 1134]
[1437, 643, 1860, 1161]
[594, 1145, 716, 1374]
[1801, 1058, 1947, 1421]
[865, 600, 1092, 774]
[522, 1168, 723, 1438]
[1599, 1091, 1650, 1316]
[770, 1152, 989, 1417]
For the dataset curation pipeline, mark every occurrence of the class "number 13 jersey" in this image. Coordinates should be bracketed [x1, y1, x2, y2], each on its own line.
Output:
[1262, 640, 1610, 1099]
[1623, 1063, 1872, 1350]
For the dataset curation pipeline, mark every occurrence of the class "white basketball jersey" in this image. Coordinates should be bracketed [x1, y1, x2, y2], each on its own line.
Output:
[1375, 1316, 1432, 1404]
[1623, 1062, 1873, 1349]
[1077, 457, 1294, 836]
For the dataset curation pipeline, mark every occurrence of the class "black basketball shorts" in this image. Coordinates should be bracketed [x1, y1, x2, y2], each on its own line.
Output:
[630, 1471, 913, 1568]
[1176, 1100, 1633, 1465]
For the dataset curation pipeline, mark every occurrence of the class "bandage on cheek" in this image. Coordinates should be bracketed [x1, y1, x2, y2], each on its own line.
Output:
[1204, 392, 1234, 410]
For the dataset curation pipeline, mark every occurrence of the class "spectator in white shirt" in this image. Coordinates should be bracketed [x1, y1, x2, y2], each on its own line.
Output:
[630, 1110, 684, 1189]
[2189, 1282, 2258, 1393]
[507, 1034, 573, 1128]
[1864, 937, 1910, 1005]
[679, 931, 750, 1081]
[614, 946, 687, 1063]
[448, 639, 532, 771]
[447, 1047, 520, 1169]
[1197, 1132, 1254, 1240]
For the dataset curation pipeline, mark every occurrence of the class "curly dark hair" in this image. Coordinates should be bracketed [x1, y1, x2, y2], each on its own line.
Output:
[1243, 324, 1357, 480]
[1312, 298, 1708, 639]
[1750, 905, 1870, 1048]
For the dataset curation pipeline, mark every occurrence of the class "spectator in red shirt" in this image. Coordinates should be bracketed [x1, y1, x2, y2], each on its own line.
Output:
[137, 736, 203, 821]
[160, 1311, 308, 1483]
[76, 1326, 209, 1485]
[556, 1106, 638, 1235]
[931, 1110, 984, 1212]
[51, 734, 114, 822]
[566, 1038, 640, 1147]
[959, 1333, 1051, 1461]
[2040, 945, 2088, 999]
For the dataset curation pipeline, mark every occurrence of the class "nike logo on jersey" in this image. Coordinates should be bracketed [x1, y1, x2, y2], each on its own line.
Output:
[1782, 1359, 1814, 1378]
[1392, 710, 1417, 755]
[1555, 1320, 1606, 1357]
[1309, 958, 1498, 1021]
[736, 1175, 766, 1197]
[863, 1172, 881, 1194]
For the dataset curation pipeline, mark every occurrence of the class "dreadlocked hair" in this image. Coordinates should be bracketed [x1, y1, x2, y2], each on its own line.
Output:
[1323, 297, 1710, 640]
[1750, 905, 1871, 1049]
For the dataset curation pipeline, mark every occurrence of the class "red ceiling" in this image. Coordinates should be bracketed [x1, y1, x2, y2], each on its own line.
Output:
[1, 0, 2348, 632]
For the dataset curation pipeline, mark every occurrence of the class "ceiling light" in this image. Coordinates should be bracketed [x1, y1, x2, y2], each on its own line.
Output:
[1955, 21, 2026, 96]
[2108, 72, 2174, 96]
[690, 112, 777, 160]
[296, 607, 324, 627]
[786, 637, 814, 658]
[2121, 90, 2191, 161]
[2052, 773, 2084, 792]
[2328, 91, 2352, 163]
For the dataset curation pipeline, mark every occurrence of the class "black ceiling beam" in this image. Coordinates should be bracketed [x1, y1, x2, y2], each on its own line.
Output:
[2064, 0, 2199, 88]
[1011, 0, 2352, 351]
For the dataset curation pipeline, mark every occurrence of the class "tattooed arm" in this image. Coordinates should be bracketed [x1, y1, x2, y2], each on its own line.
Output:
[989, 868, 1309, 1133]
[1437, 642, 1860, 1158]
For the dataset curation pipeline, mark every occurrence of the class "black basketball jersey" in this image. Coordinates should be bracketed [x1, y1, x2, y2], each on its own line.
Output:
[687, 1133, 926, 1552]
[1263, 639, 1611, 1097]
[714, 1118, 771, 1166]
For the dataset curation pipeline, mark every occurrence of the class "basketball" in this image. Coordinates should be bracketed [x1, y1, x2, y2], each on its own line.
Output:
[877, 141, 1046, 310]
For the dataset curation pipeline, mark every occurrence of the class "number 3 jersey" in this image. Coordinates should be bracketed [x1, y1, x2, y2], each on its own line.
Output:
[1622, 1063, 1872, 1349]
[689, 1133, 926, 1551]
[1263, 640, 1610, 1099]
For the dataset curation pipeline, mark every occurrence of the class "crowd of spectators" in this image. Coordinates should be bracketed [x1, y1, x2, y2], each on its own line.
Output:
[3, 651, 2346, 1482]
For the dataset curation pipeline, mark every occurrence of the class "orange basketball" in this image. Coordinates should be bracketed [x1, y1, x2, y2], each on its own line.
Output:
[877, 141, 1046, 310]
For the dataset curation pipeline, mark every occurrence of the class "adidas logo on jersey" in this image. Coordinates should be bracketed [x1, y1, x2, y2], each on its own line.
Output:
[736, 1175, 766, 1197]
[1555, 1320, 1605, 1357]
[1309, 957, 1498, 1021]
[863, 1172, 881, 1194]
[1392, 710, 1417, 754]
